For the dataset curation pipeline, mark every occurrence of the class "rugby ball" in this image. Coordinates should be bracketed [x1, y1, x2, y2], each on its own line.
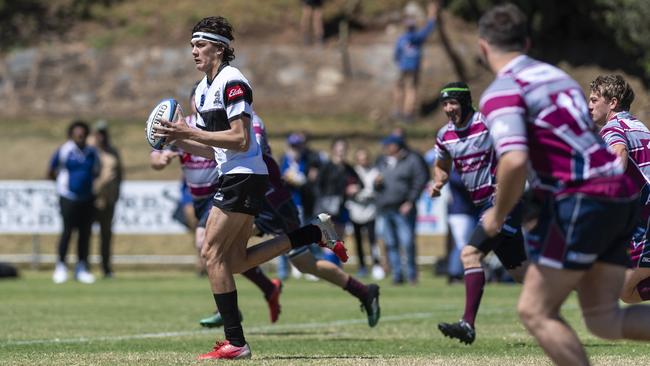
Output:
[145, 98, 181, 149]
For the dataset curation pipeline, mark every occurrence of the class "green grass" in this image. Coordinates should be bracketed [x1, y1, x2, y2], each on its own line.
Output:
[1, 271, 649, 365]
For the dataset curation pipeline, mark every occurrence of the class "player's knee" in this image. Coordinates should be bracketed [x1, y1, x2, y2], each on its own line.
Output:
[517, 301, 539, 330]
[460, 246, 481, 267]
[582, 304, 623, 340]
[200, 243, 227, 266]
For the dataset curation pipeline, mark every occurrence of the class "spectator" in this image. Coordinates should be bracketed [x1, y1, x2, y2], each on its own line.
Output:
[393, 2, 438, 123]
[375, 134, 429, 285]
[300, 0, 325, 45]
[314, 137, 361, 239]
[48, 120, 100, 284]
[347, 147, 384, 279]
[91, 121, 122, 279]
[280, 132, 326, 279]
[280, 132, 323, 223]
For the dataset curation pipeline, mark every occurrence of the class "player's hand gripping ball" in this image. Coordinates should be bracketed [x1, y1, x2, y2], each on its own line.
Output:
[145, 99, 181, 149]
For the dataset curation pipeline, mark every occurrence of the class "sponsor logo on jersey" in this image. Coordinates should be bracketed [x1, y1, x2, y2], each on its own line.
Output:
[214, 89, 221, 106]
[200, 94, 206, 108]
[226, 85, 244, 100]
[642, 256, 650, 263]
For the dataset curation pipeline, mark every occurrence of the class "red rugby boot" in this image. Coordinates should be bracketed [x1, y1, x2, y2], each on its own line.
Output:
[197, 340, 251, 360]
[267, 278, 282, 323]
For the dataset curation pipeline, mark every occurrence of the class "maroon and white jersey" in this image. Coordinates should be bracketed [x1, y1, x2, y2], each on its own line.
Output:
[178, 114, 219, 200]
[250, 111, 292, 206]
[600, 111, 650, 191]
[435, 111, 495, 205]
[251, 112, 272, 156]
[480, 55, 633, 198]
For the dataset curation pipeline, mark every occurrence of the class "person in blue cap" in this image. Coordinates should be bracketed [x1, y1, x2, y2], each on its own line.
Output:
[374, 133, 430, 284]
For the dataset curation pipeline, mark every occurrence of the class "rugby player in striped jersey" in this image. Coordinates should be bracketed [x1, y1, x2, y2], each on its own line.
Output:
[589, 74, 650, 304]
[432, 82, 527, 345]
[478, 4, 650, 364]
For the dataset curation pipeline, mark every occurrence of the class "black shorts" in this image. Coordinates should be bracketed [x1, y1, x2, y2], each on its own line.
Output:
[255, 198, 302, 236]
[212, 174, 268, 216]
[469, 225, 527, 270]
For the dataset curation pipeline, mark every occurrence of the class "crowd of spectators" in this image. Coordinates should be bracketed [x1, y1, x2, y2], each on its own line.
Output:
[44, 1, 463, 284]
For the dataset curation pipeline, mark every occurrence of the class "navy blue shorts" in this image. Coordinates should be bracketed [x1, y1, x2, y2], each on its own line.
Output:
[255, 198, 301, 237]
[193, 197, 213, 228]
[527, 193, 637, 270]
[630, 185, 650, 268]
[256, 197, 316, 258]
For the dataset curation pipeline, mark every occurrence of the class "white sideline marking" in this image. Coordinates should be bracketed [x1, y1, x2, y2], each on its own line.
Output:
[2, 312, 435, 347]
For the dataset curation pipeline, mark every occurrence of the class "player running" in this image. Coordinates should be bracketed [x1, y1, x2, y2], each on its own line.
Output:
[153, 16, 347, 360]
[478, 4, 650, 365]
[199, 112, 381, 329]
[588, 74, 650, 304]
[150, 88, 283, 325]
[431, 82, 527, 345]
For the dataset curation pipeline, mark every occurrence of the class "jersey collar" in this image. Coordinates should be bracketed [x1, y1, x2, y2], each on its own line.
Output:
[207, 62, 230, 85]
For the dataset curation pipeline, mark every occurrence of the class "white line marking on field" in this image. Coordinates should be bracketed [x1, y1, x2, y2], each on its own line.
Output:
[2, 312, 435, 347]
[2, 304, 579, 347]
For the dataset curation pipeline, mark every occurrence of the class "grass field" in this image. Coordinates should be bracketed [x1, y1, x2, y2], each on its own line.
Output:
[2, 271, 649, 365]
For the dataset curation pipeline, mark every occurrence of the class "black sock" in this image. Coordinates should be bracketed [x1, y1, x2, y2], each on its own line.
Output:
[213, 291, 246, 347]
[242, 266, 275, 300]
[287, 224, 321, 249]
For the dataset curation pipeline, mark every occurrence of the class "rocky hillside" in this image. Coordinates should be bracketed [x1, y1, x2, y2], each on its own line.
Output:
[1, 1, 649, 123]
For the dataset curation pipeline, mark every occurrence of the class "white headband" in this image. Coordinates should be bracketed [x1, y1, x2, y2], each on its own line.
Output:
[192, 32, 231, 46]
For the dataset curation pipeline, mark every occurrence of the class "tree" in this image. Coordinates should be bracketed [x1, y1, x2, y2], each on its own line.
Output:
[0, 0, 118, 51]
[445, 0, 650, 85]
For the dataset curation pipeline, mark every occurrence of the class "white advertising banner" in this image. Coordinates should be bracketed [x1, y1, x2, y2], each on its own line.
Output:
[0, 180, 187, 234]
[415, 182, 448, 235]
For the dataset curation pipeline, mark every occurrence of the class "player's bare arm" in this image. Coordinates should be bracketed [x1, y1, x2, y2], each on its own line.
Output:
[610, 143, 629, 170]
[482, 150, 528, 237]
[159, 116, 251, 152]
[431, 157, 451, 197]
[150, 150, 178, 170]
[153, 116, 214, 159]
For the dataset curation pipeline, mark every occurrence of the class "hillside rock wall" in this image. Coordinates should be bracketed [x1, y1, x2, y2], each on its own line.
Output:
[0, 41, 470, 119]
